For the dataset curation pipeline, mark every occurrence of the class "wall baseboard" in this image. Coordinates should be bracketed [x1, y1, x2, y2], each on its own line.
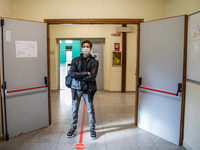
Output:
[183, 141, 193, 150]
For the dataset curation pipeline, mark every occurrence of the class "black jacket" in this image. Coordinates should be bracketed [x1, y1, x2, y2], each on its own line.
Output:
[68, 53, 99, 91]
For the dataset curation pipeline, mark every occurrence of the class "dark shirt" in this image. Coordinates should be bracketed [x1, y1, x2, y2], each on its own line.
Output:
[81, 57, 88, 93]
[81, 57, 87, 72]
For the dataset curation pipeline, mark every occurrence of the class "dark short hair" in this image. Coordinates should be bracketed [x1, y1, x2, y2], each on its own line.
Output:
[81, 40, 93, 48]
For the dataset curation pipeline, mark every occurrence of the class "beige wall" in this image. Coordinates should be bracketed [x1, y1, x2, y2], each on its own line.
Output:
[166, 0, 200, 17]
[50, 24, 137, 91]
[0, 0, 14, 18]
[14, 0, 166, 22]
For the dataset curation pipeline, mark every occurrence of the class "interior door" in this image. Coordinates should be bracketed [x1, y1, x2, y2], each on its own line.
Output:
[90, 40, 104, 90]
[1, 18, 49, 139]
[138, 16, 186, 145]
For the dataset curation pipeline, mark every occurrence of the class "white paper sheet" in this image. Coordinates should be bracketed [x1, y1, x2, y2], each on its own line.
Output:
[192, 25, 200, 40]
[27, 41, 37, 57]
[6, 31, 11, 42]
[16, 41, 37, 58]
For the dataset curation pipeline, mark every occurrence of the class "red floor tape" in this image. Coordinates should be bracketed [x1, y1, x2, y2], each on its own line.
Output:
[74, 102, 86, 150]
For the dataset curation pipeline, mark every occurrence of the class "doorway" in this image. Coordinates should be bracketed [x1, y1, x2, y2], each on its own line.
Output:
[59, 40, 81, 90]
[44, 19, 143, 126]
[58, 38, 105, 90]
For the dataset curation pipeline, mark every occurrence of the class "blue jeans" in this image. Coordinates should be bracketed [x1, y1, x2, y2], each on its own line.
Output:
[71, 90, 96, 130]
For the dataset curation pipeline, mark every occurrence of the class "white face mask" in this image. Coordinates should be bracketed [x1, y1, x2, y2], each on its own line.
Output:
[82, 48, 90, 55]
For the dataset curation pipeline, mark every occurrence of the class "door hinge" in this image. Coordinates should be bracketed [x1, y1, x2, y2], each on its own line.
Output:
[1, 81, 6, 89]
[138, 77, 142, 87]
[1, 19, 4, 27]
[44, 76, 48, 87]
[176, 83, 182, 96]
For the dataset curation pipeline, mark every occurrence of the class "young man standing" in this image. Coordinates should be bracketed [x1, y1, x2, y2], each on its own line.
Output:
[66, 40, 99, 139]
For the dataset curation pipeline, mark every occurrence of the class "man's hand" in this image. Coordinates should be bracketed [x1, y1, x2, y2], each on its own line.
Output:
[88, 72, 91, 76]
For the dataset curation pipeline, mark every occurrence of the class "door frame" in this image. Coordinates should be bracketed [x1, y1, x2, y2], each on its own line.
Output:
[44, 18, 144, 127]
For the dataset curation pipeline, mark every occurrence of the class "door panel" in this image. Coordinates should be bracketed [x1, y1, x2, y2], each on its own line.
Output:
[91, 40, 104, 90]
[138, 16, 185, 145]
[1, 18, 49, 138]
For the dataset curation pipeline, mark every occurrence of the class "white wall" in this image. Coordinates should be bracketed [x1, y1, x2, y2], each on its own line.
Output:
[184, 81, 200, 150]
[166, 0, 200, 149]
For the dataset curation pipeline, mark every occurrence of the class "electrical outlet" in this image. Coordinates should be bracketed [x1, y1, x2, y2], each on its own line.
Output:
[50, 51, 55, 55]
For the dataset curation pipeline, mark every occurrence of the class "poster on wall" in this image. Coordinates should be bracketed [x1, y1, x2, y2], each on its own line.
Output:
[192, 25, 200, 40]
[112, 51, 121, 66]
[15, 41, 37, 58]
[92, 53, 98, 60]
[6, 31, 11, 42]
[111, 33, 121, 37]
[114, 43, 120, 51]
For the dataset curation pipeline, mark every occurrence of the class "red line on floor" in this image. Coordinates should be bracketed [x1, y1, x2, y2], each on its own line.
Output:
[79, 102, 86, 144]
[74, 102, 86, 149]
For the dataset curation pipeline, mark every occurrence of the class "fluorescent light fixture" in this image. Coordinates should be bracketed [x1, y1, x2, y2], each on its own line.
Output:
[116, 27, 134, 33]
[65, 40, 73, 44]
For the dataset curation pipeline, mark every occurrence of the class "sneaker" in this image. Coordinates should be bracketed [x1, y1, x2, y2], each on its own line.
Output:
[67, 128, 76, 138]
[90, 130, 96, 139]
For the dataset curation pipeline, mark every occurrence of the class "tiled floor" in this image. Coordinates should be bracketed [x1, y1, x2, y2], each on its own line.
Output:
[0, 89, 186, 150]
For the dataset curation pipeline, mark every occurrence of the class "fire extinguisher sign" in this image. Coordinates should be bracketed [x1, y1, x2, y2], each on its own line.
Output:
[114, 43, 120, 51]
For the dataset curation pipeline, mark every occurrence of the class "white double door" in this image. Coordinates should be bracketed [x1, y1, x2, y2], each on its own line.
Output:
[138, 16, 186, 145]
[0, 18, 49, 139]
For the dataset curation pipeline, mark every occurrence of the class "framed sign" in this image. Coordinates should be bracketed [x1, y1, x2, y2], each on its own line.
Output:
[112, 51, 122, 66]
[114, 43, 120, 51]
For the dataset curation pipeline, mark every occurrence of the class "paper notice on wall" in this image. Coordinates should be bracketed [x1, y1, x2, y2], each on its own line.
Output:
[6, 31, 11, 42]
[27, 41, 37, 57]
[192, 25, 200, 40]
[16, 41, 37, 58]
